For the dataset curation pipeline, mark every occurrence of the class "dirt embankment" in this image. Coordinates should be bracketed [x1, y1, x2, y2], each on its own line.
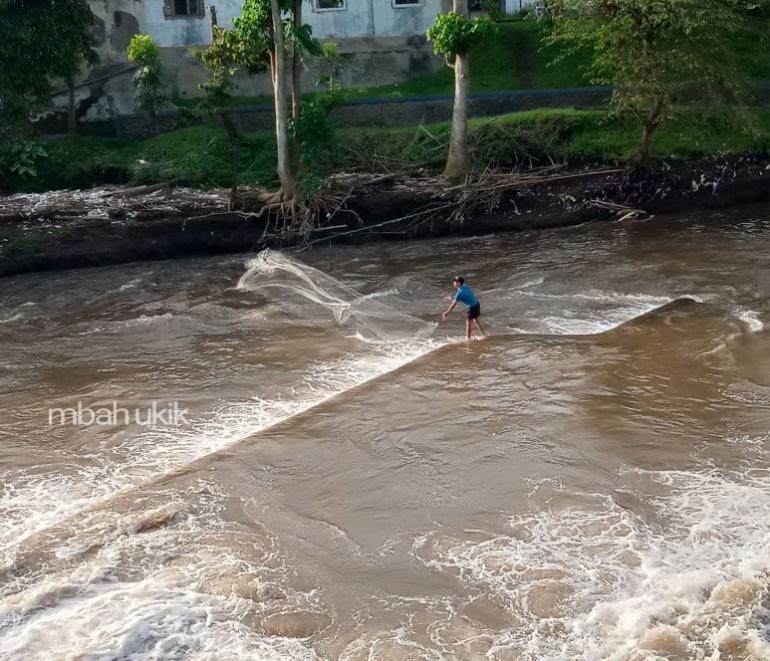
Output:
[1, 157, 769, 278]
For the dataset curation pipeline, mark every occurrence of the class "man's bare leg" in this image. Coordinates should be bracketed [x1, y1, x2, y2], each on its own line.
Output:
[466, 319, 472, 340]
[474, 318, 486, 337]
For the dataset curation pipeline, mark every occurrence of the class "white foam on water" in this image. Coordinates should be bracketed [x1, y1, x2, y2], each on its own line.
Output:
[736, 309, 765, 333]
[411, 468, 770, 661]
[0, 338, 446, 558]
[117, 277, 144, 292]
[539, 294, 675, 336]
[0, 488, 325, 661]
[0, 313, 24, 324]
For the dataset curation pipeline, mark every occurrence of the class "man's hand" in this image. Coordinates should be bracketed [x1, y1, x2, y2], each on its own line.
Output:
[442, 312, 448, 320]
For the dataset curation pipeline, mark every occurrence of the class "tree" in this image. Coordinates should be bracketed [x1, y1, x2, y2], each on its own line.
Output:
[235, 0, 321, 205]
[127, 35, 169, 135]
[427, 3, 495, 180]
[196, 11, 266, 204]
[0, 0, 98, 153]
[547, 0, 761, 165]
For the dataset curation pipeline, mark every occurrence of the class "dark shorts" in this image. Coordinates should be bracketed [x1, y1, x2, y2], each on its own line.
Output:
[466, 303, 481, 320]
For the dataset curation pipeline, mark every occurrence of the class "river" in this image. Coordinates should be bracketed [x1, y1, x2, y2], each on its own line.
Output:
[1, 207, 769, 660]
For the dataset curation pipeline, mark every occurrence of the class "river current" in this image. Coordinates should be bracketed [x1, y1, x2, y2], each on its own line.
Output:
[1, 207, 770, 660]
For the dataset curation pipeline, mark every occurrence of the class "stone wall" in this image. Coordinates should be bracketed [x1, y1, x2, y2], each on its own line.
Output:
[48, 88, 611, 139]
[166, 35, 444, 104]
[49, 0, 448, 122]
[50, 34, 445, 122]
[48, 0, 146, 123]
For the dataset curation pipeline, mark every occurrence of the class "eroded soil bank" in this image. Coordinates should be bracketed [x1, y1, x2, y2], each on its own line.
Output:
[1, 157, 769, 278]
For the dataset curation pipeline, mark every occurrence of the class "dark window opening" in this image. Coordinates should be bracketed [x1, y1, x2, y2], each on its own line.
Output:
[173, 0, 202, 16]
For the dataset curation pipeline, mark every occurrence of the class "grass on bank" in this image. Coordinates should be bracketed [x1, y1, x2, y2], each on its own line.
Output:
[174, 21, 594, 111]
[12, 107, 770, 194]
[174, 17, 770, 110]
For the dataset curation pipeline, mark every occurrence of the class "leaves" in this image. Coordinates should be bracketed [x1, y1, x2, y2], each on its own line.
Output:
[547, 0, 765, 161]
[0, 0, 99, 160]
[127, 35, 168, 121]
[9, 142, 47, 180]
[427, 12, 497, 59]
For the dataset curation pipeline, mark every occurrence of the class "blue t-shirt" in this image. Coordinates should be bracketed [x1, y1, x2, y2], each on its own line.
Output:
[454, 284, 479, 308]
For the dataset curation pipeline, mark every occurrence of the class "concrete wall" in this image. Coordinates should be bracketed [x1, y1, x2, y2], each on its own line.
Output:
[371, 0, 450, 38]
[162, 34, 443, 103]
[49, 0, 146, 122]
[145, 0, 450, 45]
[49, 0, 448, 121]
[48, 88, 611, 138]
[46, 0, 548, 126]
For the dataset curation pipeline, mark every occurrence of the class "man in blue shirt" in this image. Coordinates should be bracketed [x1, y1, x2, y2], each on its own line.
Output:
[442, 276, 486, 339]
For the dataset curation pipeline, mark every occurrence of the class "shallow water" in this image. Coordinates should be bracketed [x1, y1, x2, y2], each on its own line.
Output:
[1, 207, 770, 660]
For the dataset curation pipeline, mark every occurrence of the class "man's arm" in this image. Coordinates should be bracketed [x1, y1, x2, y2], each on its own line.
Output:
[442, 301, 458, 320]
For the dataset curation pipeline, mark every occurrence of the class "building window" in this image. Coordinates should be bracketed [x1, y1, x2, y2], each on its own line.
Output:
[164, 0, 204, 18]
[393, 0, 422, 6]
[315, 0, 346, 10]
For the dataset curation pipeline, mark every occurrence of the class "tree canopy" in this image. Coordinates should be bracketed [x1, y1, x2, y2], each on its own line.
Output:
[547, 0, 762, 162]
[0, 0, 98, 147]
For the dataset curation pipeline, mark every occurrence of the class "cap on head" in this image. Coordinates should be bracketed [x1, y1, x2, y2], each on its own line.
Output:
[453, 276, 465, 286]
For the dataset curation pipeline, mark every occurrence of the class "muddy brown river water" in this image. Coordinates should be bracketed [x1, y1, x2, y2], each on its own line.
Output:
[1, 207, 770, 660]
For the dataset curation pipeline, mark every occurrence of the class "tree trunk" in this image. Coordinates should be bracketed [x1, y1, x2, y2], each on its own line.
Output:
[67, 78, 77, 135]
[292, 0, 302, 122]
[291, 0, 303, 177]
[444, 0, 471, 181]
[637, 97, 666, 167]
[444, 51, 471, 180]
[270, 0, 298, 200]
[229, 139, 239, 205]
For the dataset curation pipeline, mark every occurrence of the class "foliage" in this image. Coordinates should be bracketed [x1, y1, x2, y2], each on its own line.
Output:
[10, 142, 47, 180]
[195, 22, 273, 202]
[127, 35, 169, 122]
[169, 21, 597, 108]
[290, 43, 346, 197]
[233, 0, 326, 200]
[0, 0, 98, 169]
[195, 26, 267, 120]
[547, 0, 764, 163]
[7, 108, 770, 194]
[427, 11, 497, 59]
[317, 42, 346, 98]
[235, 0, 321, 62]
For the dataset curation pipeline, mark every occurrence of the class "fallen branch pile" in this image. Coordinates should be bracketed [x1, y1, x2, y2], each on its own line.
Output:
[0, 166, 646, 248]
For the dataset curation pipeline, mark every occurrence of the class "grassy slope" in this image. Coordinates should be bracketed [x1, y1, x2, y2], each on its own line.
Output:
[24, 108, 770, 193]
[173, 15, 769, 110]
[174, 21, 593, 110]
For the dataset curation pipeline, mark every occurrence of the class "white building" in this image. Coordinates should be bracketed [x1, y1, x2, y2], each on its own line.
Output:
[61, 0, 537, 121]
[147, 0, 451, 46]
[67, 0, 458, 118]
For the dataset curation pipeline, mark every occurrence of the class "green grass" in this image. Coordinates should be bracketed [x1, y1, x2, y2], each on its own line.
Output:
[173, 17, 770, 112]
[172, 13, 770, 112]
[9, 107, 768, 194]
[173, 21, 594, 111]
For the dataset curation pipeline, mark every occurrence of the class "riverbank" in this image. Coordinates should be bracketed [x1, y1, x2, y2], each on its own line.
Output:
[6, 108, 770, 195]
[3, 156, 770, 278]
